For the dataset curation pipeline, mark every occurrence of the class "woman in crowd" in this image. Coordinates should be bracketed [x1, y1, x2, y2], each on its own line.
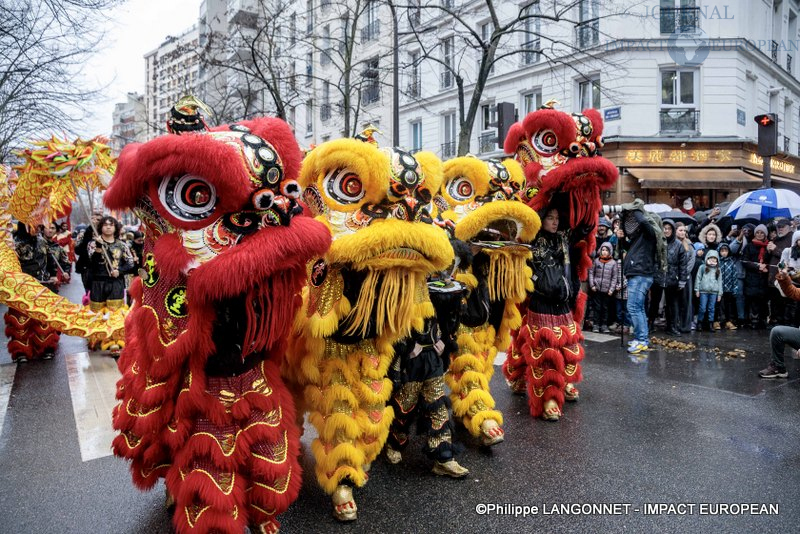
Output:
[741, 224, 770, 329]
[675, 223, 696, 332]
[55, 222, 74, 267]
[649, 219, 688, 336]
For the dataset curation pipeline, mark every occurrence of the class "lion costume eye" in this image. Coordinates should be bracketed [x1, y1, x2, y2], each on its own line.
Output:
[532, 129, 559, 155]
[158, 174, 217, 221]
[324, 168, 365, 204]
[447, 176, 474, 202]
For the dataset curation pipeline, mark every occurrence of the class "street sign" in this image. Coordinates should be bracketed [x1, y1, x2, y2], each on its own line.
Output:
[604, 107, 621, 122]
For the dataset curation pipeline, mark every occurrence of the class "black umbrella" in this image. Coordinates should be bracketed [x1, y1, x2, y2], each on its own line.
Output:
[658, 210, 696, 226]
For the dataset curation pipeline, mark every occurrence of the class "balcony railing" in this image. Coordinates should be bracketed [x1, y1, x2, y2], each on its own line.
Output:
[576, 19, 599, 48]
[441, 141, 456, 158]
[321, 103, 331, 121]
[407, 81, 420, 98]
[772, 40, 779, 63]
[659, 108, 700, 133]
[321, 50, 331, 66]
[361, 86, 380, 105]
[660, 7, 700, 34]
[479, 132, 498, 154]
[361, 20, 380, 42]
[522, 40, 540, 65]
[440, 70, 453, 89]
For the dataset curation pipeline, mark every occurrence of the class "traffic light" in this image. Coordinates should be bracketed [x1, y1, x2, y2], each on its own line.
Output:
[754, 113, 779, 156]
[496, 102, 517, 149]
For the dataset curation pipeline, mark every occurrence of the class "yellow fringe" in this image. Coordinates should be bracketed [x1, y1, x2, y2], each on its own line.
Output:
[343, 269, 423, 338]
[484, 247, 529, 303]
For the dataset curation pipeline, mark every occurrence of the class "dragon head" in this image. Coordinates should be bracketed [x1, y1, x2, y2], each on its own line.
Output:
[298, 137, 453, 341]
[104, 116, 331, 360]
[504, 104, 618, 230]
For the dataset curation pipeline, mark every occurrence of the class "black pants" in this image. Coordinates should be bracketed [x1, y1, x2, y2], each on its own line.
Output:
[720, 292, 739, 324]
[746, 295, 768, 325]
[768, 287, 788, 324]
[648, 284, 665, 324]
[594, 292, 613, 327]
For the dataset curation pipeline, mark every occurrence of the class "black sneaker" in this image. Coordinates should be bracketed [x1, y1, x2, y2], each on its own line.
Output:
[759, 363, 788, 379]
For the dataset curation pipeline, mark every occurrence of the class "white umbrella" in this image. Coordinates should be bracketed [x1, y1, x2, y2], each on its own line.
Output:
[644, 203, 672, 214]
[725, 188, 800, 221]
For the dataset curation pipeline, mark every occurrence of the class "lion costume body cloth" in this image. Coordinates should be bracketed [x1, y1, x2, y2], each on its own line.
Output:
[434, 156, 540, 439]
[283, 138, 452, 512]
[501, 106, 618, 420]
[105, 117, 331, 533]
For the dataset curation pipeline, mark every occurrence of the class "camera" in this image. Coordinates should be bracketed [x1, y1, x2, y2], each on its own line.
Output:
[602, 204, 623, 215]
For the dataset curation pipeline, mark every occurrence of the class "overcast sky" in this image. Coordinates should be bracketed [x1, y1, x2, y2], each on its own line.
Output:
[80, 0, 202, 137]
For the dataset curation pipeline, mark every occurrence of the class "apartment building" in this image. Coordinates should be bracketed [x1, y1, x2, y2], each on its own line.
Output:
[144, 24, 201, 139]
[110, 92, 147, 154]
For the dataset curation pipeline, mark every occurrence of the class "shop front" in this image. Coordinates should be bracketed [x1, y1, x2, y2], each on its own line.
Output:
[601, 139, 800, 210]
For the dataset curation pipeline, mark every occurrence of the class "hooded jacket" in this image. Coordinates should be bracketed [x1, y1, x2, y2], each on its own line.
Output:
[654, 219, 689, 288]
[621, 202, 659, 278]
[695, 249, 723, 296]
[589, 242, 618, 293]
[718, 243, 742, 293]
[698, 223, 722, 251]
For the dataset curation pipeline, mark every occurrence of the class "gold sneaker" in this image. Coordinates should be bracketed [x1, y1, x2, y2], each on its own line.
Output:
[332, 485, 357, 521]
[385, 446, 402, 464]
[432, 459, 469, 478]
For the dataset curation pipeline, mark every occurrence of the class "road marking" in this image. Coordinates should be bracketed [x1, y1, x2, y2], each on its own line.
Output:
[0, 363, 16, 436]
[65, 352, 119, 462]
[583, 331, 619, 343]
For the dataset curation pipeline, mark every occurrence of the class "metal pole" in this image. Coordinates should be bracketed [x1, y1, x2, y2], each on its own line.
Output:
[388, 0, 399, 147]
[763, 155, 772, 188]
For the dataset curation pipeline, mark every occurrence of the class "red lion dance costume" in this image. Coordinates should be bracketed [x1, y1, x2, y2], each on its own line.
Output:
[502, 103, 618, 421]
[106, 109, 330, 533]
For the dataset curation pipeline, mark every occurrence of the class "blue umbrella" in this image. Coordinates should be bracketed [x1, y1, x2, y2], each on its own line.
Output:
[725, 188, 800, 221]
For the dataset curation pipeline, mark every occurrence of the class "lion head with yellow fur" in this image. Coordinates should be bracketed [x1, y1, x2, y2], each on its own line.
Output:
[297, 138, 453, 342]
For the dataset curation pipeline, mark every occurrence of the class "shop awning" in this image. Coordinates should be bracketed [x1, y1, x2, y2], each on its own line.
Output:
[628, 168, 763, 189]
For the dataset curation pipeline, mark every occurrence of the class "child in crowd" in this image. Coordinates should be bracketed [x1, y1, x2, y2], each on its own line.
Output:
[588, 241, 618, 333]
[695, 249, 723, 331]
[717, 243, 743, 329]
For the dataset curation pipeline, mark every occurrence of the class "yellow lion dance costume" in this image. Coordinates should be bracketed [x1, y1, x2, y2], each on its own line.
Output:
[435, 156, 540, 445]
[284, 137, 452, 521]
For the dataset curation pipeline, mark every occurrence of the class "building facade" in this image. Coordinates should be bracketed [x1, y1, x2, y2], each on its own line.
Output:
[110, 92, 147, 154]
[144, 24, 201, 139]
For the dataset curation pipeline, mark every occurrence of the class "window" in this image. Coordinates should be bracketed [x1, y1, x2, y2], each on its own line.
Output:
[306, 99, 313, 133]
[321, 82, 331, 121]
[306, 0, 314, 34]
[660, 69, 698, 132]
[362, 0, 380, 42]
[362, 57, 380, 105]
[411, 121, 423, 152]
[441, 36, 454, 89]
[290, 61, 297, 91]
[577, 0, 599, 47]
[481, 103, 496, 131]
[578, 76, 600, 110]
[408, 0, 421, 25]
[521, 2, 541, 65]
[522, 90, 542, 115]
[442, 113, 457, 158]
[408, 51, 420, 97]
[660, 0, 699, 34]
[306, 53, 313, 85]
[321, 26, 331, 65]
[480, 22, 495, 75]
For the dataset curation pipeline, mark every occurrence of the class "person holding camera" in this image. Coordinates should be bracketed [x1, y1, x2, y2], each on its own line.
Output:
[620, 203, 659, 354]
[759, 263, 800, 378]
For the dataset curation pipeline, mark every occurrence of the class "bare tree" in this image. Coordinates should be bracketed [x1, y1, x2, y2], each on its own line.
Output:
[0, 0, 124, 159]
[200, 0, 306, 123]
[404, 0, 636, 156]
[310, 0, 394, 137]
